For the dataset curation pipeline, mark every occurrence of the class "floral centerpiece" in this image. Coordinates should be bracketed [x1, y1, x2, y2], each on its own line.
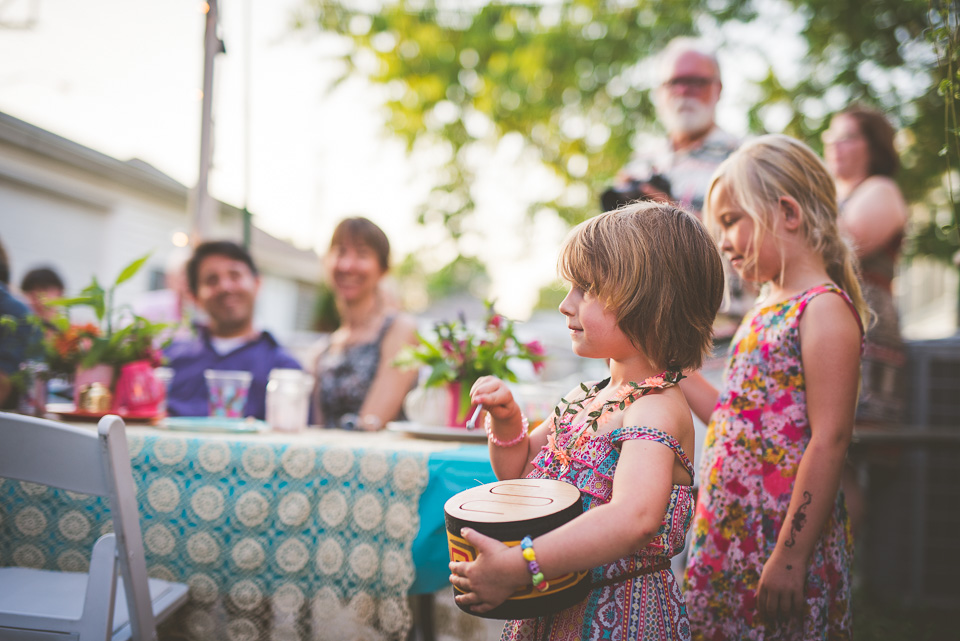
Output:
[394, 302, 546, 425]
[11, 254, 170, 415]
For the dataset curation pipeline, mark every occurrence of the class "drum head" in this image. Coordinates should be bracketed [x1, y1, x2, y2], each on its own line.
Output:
[444, 478, 581, 525]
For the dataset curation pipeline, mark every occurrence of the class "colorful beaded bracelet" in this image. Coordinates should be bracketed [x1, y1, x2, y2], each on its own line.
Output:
[484, 412, 529, 447]
[520, 535, 549, 592]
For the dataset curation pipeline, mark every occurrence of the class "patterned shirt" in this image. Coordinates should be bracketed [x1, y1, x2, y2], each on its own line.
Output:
[622, 127, 740, 215]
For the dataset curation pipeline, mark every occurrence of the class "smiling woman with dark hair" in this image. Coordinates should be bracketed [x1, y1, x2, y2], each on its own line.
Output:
[307, 217, 418, 430]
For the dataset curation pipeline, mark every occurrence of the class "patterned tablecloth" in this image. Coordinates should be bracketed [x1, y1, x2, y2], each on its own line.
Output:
[0, 424, 495, 641]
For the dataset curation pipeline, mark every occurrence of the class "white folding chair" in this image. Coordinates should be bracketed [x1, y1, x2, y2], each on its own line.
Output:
[0, 412, 189, 641]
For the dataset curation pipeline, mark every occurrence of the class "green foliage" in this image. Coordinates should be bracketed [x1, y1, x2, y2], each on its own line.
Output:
[300, 0, 740, 238]
[393, 301, 547, 418]
[424, 254, 489, 300]
[393, 252, 489, 310]
[302, 0, 959, 270]
[922, 1, 960, 268]
[313, 281, 341, 332]
[534, 279, 567, 311]
[39, 254, 171, 375]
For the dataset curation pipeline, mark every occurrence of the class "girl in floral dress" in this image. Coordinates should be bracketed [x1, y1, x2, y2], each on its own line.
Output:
[448, 202, 725, 640]
[681, 135, 868, 640]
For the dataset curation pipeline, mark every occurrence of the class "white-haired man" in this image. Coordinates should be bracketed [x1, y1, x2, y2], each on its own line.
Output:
[617, 37, 740, 216]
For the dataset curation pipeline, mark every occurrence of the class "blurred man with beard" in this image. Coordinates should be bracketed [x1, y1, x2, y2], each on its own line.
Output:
[616, 37, 739, 216]
[615, 38, 752, 330]
[164, 241, 301, 419]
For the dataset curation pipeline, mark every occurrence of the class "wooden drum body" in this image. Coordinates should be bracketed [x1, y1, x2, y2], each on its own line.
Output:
[444, 478, 591, 620]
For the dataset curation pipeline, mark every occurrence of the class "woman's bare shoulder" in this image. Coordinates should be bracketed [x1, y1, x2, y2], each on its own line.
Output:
[851, 175, 907, 211]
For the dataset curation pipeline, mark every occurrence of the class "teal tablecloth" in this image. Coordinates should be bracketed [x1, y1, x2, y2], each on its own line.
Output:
[0, 425, 494, 641]
[411, 444, 497, 594]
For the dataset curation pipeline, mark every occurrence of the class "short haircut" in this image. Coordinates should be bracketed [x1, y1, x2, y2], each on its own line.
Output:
[186, 241, 258, 295]
[20, 267, 65, 293]
[558, 202, 724, 371]
[838, 104, 900, 177]
[330, 217, 391, 271]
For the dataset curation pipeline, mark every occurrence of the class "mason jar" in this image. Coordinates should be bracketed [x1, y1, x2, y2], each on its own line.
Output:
[265, 368, 313, 432]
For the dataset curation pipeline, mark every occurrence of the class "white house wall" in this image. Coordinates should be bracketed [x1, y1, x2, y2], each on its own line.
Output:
[0, 111, 321, 344]
[1, 176, 109, 292]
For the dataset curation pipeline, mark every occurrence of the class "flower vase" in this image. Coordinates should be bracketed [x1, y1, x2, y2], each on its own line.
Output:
[446, 381, 476, 428]
[73, 363, 115, 410]
[402, 385, 449, 427]
[112, 360, 165, 417]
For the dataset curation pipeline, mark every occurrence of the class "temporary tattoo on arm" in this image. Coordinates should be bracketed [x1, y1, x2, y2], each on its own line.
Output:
[784, 491, 813, 548]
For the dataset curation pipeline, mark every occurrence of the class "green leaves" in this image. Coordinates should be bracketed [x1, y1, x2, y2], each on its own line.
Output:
[114, 254, 149, 288]
[32, 254, 170, 375]
[305, 0, 960, 284]
[392, 300, 547, 390]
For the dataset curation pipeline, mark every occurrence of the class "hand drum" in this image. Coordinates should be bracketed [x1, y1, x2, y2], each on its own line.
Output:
[444, 478, 591, 619]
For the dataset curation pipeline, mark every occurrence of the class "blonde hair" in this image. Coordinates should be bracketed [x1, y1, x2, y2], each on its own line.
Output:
[703, 134, 869, 325]
[558, 202, 724, 371]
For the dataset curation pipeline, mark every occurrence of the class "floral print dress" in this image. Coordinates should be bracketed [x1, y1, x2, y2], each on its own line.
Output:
[502, 376, 694, 641]
[683, 284, 860, 641]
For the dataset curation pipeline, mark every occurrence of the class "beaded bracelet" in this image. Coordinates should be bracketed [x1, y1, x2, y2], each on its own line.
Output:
[484, 412, 529, 447]
[520, 536, 549, 592]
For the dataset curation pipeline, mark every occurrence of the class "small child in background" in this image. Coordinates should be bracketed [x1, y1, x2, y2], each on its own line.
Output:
[450, 203, 724, 640]
[680, 134, 867, 640]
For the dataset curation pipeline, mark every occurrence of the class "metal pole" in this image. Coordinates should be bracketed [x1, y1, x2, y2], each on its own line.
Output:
[192, 0, 221, 245]
[242, 0, 252, 250]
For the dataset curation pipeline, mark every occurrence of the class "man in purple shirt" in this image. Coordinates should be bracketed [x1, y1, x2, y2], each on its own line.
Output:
[163, 241, 301, 419]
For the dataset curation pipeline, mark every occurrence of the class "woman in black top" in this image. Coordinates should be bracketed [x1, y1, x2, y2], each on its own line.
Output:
[309, 217, 418, 430]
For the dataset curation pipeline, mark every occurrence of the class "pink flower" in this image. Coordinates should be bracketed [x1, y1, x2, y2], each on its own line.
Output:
[533, 360, 546, 374]
[546, 431, 570, 467]
[525, 340, 545, 356]
[643, 375, 665, 387]
[441, 340, 454, 354]
[488, 314, 503, 329]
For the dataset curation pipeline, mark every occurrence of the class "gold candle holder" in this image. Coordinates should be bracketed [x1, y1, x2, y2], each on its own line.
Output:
[79, 382, 113, 413]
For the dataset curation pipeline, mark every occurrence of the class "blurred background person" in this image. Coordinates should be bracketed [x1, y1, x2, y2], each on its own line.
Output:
[19, 266, 65, 327]
[823, 104, 909, 424]
[308, 217, 418, 430]
[614, 37, 739, 216]
[823, 104, 909, 538]
[0, 239, 42, 409]
[164, 240, 302, 419]
[611, 37, 750, 333]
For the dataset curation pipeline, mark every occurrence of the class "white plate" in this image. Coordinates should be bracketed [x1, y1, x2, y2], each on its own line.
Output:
[162, 416, 268, 433]
[387, 421, 488, 442]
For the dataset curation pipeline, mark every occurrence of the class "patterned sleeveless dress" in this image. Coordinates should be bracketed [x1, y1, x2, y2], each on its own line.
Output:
[314, 314, 396, 428]
[683, 284, 861, 641]
[502, 378, 694, 641]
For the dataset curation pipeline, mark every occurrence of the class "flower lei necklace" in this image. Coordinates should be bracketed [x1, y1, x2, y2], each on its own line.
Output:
[545, 369, 685, 463]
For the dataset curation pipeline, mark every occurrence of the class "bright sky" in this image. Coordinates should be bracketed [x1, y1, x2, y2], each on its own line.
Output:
[0, 0, 807, 318]
[0, 0, 430, 246]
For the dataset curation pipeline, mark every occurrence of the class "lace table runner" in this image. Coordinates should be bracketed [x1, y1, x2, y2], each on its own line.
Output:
[0, 427, 464, 641]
